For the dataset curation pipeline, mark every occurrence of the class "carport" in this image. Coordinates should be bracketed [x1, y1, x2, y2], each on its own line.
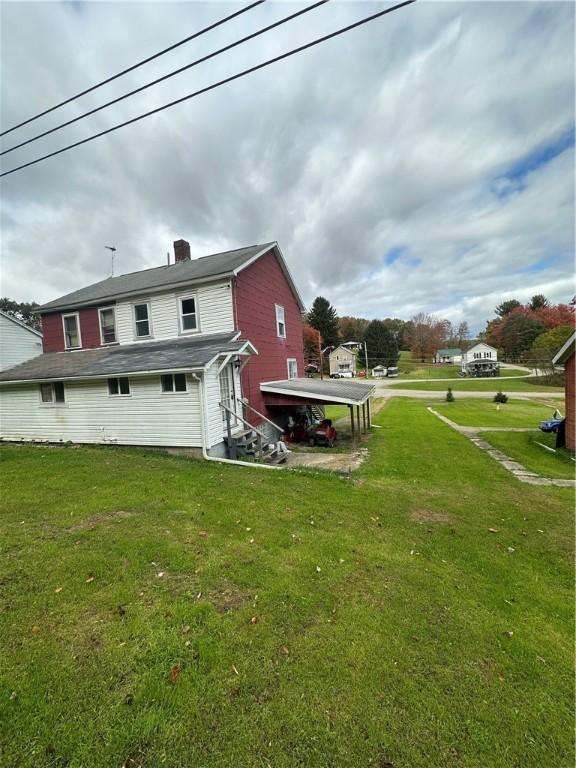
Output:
[260, 378, 376, 438]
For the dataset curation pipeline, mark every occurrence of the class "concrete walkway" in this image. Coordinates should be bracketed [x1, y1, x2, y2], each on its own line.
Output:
[427, 407, 575, 487]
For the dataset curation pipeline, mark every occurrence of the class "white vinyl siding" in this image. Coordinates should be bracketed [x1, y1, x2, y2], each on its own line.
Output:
[115, 281, 234, 344]
[0, 314, 43, 371]
[204, 362, 243, 449]
[0, 376, 203, 448]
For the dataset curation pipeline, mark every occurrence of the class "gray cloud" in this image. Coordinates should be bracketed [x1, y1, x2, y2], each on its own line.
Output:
[1, 0, 574, 334]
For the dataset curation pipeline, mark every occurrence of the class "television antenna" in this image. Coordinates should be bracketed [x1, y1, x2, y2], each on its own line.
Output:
[105, 245, 117, 276]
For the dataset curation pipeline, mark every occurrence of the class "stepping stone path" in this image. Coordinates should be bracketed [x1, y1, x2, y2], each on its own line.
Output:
[428, 408, 575, 487]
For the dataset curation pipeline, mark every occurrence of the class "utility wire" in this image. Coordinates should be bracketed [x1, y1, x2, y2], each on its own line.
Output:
[0, 0, 265, 138]
[1, 0, 329, 157]
[0, 0, 417, 179]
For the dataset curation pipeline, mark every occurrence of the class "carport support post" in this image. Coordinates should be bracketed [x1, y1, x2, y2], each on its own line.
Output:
[362, 402, 367, 433]
[349, 405, 355, 441]
[366, 397, 372, 428]
[356, 406, 361, 437]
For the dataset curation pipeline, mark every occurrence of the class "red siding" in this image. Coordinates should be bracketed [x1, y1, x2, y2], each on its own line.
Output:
[565, 353, 575, 452]
[41, 307, 102, 352]
[234, 249, 304, 419]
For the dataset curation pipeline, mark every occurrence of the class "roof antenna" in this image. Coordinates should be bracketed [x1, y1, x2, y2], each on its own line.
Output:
[105, 245, 117, 276]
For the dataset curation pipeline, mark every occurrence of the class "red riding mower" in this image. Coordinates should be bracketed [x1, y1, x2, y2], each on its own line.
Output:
[308, 418, 337, 448]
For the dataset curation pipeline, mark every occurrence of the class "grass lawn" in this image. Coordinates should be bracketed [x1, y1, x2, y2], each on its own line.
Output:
[324, 405, 349, 423]
[0, 399, 573, 768]
[481, 431, 575, 480]
[391, 376, 564, 393]
[434, 398, 565, 428]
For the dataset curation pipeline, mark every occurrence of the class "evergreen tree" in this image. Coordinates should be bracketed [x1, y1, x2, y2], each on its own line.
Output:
[529, 294, 550, 311]
[362, 320, 399, 368]
[307, 296, 340, 348]
[495, 299, 521, 317]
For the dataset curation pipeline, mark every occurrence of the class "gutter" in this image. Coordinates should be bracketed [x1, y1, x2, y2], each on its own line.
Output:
[191, 373, 281, 471]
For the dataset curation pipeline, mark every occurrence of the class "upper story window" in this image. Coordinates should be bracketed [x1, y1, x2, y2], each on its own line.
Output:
[108, 377, 130, 396]
[276, 304, 286, 338]
[133, 303, 151, 338]
[287, 358, 298, 379]
[161, 373, 187, 393]
[179, 295, 198, 333]
[62, 313, 81, 349]
[40, 381, 65, 404]
[99, 307, 117, 345]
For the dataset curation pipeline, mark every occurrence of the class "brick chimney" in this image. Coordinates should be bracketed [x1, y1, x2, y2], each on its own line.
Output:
[173, 239, 191, 263]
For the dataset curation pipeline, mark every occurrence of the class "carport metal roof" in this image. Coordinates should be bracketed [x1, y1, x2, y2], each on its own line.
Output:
[261, 378, 375, 406]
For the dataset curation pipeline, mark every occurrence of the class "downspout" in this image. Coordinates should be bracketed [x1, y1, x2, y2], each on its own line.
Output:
[191, 373, 281, 471]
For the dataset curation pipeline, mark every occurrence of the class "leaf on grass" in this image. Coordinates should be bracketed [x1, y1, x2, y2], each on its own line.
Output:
[54, 587, 63, 593]
[168, 664, 182, 684]
[85, 576, 95, 583]
[250, 616, 258, 624]
[157, 572, 165, 578]
[488, 528, 499, 533]
[232, 664, 239, 675]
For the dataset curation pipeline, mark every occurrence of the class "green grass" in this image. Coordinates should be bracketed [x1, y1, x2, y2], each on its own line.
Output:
[391, 376, 564, 392]
[434, 398, 564, 428]
[481, 431, 575, 480]
[324, 405, 349, 422]
[0, 400, 573, 768]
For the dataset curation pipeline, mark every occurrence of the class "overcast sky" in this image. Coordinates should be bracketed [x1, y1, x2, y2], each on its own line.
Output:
[1, 0, 574, 332]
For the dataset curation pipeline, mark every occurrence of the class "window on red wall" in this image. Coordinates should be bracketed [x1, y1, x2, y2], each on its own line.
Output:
[275, 304, 286, 338]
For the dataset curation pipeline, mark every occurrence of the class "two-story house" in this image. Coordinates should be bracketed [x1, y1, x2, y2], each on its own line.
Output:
[0, 240, 305, 458]
[0, 311, 43, 371]
[461, 342, 499, 376]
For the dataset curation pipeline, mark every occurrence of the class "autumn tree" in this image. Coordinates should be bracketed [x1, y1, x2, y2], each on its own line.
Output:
[382, 318, 408, 350]
[529, 325, 573, 375]
[302, 324, 321, 366]
[362, 320, 399, 368]
[338, 316, 369, 343]
[405, 312, 448, 361]
[307, 296, 339, 349]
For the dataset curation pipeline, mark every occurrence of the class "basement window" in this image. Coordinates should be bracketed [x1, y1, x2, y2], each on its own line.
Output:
[108, 377, 130, 396]
[40, 381, 65, 404]
[161, 373, 187, 393]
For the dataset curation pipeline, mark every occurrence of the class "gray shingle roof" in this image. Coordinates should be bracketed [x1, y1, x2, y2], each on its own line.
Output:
[39, 243, 275, 312]
[261, 378, 375, 405]
[0, 332, 244, 382]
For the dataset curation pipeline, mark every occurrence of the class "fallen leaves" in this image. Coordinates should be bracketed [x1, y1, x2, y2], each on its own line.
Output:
[54, 587, 63, 593]
[85, 576, 95, 583]
[250, 616, 258, 624]
[488, 528, 499, 533]
[168, 664, 182, 684]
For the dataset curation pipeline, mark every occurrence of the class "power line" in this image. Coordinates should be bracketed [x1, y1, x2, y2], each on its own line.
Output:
[1, 1, 329, 157]
[0, 0, 266, 138]
[0, 0, 417, 179]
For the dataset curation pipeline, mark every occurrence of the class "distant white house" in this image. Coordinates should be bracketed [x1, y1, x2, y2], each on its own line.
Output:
[434, 347, 463, 364]
[461, 343, 498, 376]
[329, 345, 357, 376]
[0, 311, 42, 371]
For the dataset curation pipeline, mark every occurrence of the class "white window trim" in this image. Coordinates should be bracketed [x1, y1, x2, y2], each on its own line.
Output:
[107, 377, 131, 397]
[276, 304, 286, 339]
[287, 358, 298, 379]
[98, 306, 118, 346]
[39, 381, 67, 406]
[132, 301, 153, 340]
[62, 312, 82, 350]
[160, 373, 188, 394]
[177, 292, 200, 335]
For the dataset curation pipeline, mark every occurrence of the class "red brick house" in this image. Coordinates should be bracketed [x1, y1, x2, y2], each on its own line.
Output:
[553, 331, 575, 452]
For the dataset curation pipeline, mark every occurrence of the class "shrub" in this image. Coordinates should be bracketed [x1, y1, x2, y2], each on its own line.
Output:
[446, 387, 455, 402]
[494, 391, 508, 403]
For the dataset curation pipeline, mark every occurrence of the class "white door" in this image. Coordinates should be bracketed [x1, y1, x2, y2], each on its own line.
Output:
[219, 364, 237, 432]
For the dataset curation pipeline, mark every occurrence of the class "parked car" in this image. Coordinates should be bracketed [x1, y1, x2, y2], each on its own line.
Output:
[330, 371, 354, 379]
[539, 417, 564, 433]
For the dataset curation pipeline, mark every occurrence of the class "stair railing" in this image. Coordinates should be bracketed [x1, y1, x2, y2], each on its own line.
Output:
[239, 398, 284, 435]
[220, 402, 269, 461]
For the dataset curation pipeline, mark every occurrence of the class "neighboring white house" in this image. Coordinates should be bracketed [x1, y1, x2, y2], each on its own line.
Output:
[434, 347, 462, 364]
[329, 345, 357, 376]
[461, 343, 499, 376]
[0, 311, 43, 371]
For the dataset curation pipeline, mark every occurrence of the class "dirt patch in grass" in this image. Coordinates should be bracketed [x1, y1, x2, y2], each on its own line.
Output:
[206, 584, 253, 615]
[409, 508, 452, 524]
[66, 509, 136, 532]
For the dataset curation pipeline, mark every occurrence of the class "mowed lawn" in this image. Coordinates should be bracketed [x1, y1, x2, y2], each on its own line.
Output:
[391, 376, 564, 393]
[481, 431, 575, 480]
[0, 399, 573, 768]
[434, 398, 565, 428]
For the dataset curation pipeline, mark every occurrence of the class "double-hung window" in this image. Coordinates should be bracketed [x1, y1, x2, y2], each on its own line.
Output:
[287, 359, 298, 379]
[276, 304, 286, 338]
[134, 303, 151, 338]
[62, 313, 81, 349]
[108, 377, 130, 396]
[179, 296, 198, 332]
[99, 307, 117, 344]
[40, 382, 65, 404]
[161, 373, 187, 393]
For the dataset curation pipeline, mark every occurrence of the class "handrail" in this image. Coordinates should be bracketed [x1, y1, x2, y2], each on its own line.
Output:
[239, 398, 284, 434]
[219, 402, 268, 442]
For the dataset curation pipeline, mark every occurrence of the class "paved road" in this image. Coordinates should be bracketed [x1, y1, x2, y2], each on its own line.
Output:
[372, 384, 560, 400]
